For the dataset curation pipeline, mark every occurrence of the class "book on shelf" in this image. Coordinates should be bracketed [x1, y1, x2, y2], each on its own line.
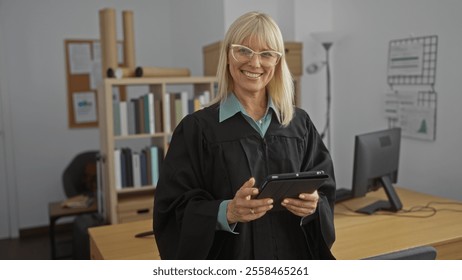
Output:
[114, 149, 122, 190]
[169, 93, 180, 130]
[127, 99, 136, 135]
[113, 145, 163, 189]
[119, 101, 128, 136]
[140, 149, 148, 186]
[163, 93, 171, 133]
[121, 147, 133, 187]
[143, 92, 156, 134]
[167, 91, 191, 131]
[193, 98, 202, 112]
[149, 145, 163, 187]
[131, 98, 140, 134]
[113, 99, 142, 136]
[197, 90, 211, 108]
[113, 102, 121, 136]
[132, 152, 141, 188]
[180, 91, 189, 120]
[154, 98, 163, 133]
[144, 147, 152, 185]
[120, 148, 127, 187]
[188, 99, 194, 115]
[174, 95, 183, 128]
[137, 96, 145, 134]
[150, 146, 162, 187]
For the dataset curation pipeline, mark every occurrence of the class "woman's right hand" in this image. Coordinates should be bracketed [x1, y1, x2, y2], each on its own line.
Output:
[226, 177, 273, 224]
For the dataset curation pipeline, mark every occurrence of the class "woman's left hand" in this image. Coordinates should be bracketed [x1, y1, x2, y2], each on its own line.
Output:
[281, 190, 319, 217]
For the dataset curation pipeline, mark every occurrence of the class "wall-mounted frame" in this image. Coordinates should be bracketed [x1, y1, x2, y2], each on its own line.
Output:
[65, 39, 124, 128]
[387, 35, 438, 88]
[385, 35, 438, 141]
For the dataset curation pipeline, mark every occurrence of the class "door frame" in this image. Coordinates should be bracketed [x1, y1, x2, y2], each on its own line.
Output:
[0, 97, 10, 239]
[0, 18, 19, 239]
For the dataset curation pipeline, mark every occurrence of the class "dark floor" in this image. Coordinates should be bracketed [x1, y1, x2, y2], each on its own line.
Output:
[0, 228, 73, 260]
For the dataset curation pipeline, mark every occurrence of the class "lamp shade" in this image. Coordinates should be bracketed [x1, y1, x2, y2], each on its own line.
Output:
[310, 31, 344, 45]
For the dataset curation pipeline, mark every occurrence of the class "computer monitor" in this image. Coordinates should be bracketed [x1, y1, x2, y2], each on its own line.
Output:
[351, 127, 403, 214]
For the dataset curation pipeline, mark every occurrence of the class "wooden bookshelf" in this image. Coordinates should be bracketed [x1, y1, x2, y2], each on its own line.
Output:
[98, 76, 217, 224]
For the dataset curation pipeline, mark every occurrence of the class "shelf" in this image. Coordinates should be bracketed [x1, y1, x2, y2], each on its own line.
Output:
[114, 133, 167, 141]
[116, 186, 155, 194]
[98, 76, 217, 224]
[103, 76, 217, 86]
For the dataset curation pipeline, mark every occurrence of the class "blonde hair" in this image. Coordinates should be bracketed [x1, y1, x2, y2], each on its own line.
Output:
[214, 11, 294, 126]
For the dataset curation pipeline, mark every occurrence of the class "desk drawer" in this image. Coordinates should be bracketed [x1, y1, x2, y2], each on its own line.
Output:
[117, 197, 153, 224]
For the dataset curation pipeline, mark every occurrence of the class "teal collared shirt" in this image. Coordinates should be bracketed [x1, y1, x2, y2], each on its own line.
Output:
[216, 93, 279, 232]
[219, 93, 279, 137]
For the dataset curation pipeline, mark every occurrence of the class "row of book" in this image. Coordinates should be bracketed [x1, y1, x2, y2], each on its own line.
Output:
[113, 91, 211, 136]
[113, 146, 164, 190]
[113, 92, 161, 136]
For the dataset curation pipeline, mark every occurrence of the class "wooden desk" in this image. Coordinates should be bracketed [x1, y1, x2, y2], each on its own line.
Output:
[332, 187, 462, 259]
[48, 200, 97, 259]
[88, 187, 462, 260]
[89, 219, 160, 260]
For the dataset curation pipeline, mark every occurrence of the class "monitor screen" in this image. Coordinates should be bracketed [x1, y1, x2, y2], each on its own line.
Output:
[351, 127, 403, 214]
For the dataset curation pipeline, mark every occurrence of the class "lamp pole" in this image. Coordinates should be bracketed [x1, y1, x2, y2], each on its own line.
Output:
[321, 42, 332, 149]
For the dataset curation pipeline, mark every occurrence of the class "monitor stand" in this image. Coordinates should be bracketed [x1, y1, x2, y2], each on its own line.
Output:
[356, 175, 403, 215]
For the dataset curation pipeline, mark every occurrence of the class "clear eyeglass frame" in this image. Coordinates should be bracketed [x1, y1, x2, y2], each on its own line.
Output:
[230, 44, 282, 66]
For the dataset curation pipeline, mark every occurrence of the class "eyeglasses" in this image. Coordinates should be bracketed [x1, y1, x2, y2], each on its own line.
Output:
[230, 44, 282, 66]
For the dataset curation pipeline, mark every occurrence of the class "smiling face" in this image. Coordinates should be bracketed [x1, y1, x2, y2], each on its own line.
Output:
[228, 37, 276, 97]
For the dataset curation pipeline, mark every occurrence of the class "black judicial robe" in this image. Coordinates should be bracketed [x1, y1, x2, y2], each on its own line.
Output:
[153, 103, 336, 259]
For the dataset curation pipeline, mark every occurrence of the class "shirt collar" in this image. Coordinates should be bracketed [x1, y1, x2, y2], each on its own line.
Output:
[219, 93, 280, 123]
[219, 93, 241, 122]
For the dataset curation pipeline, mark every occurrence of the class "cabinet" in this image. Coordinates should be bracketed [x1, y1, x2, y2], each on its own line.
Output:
[203, 41, 302, 106]
[98, 76, 217, 224]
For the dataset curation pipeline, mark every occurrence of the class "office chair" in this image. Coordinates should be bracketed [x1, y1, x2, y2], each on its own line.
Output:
[363, 245, 437, 260]
[62, 150, 99, 197]
[61, 151, 106, 259]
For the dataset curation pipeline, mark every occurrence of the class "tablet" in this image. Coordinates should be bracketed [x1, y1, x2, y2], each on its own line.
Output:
[257, 171, 329, 211]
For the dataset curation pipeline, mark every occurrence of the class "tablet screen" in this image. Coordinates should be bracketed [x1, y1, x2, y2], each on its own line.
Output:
[257, 171, 328, 211]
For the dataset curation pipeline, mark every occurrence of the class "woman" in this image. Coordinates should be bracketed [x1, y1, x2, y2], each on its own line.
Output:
[153, 11, 336, 259]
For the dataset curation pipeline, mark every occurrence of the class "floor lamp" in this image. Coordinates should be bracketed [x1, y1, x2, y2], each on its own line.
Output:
[307, 32, 341, 150]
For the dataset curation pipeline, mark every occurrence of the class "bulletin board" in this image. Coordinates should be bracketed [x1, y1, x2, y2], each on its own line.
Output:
[65, 39, 124, 128]
[384, 35, 438, 141]
[387, 35, 438, 87]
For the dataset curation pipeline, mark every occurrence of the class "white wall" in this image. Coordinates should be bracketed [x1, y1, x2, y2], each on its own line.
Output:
[169, 0, 225, 75]
[329, 0, 462, 200]
[223, 0, 295, 40]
